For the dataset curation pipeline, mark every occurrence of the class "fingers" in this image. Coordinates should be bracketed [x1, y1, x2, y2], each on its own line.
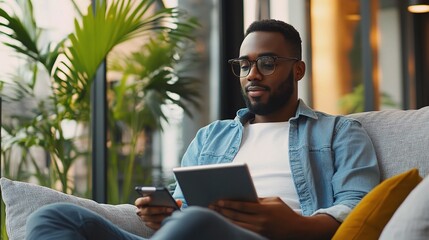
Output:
[135, 196, 151, 208]
[209, 200, 259, 225]
[211, 205, 252, 222]
[135, 196, 175, 230]
[210, 204, 265, 235]
[145, 222, 162, 230]
[135, 206, 173, 230]
[211, 200, 260, 214]
[135, 196, 175, 216]
[232, 220, 263, 235]
[136, 205, 174, 216]
[176, 199, 183, 208]
[139, 210, 170, 225]
[258, 197, 282, 203]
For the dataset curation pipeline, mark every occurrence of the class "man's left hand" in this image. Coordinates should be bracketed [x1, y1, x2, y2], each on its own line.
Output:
[209, 197, 303, 239]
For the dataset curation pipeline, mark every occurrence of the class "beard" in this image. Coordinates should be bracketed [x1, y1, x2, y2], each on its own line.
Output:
[242, 71, 295, 116]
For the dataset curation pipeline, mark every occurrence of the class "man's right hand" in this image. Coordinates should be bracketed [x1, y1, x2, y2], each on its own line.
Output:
[134, 197, 181, 230]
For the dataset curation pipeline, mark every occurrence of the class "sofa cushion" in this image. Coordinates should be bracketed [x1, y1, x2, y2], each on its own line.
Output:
[0, 177, 154, 240]
[348, 106, 429, 180]
[332, 168, 422, 240]
[380, 174, 429, 239]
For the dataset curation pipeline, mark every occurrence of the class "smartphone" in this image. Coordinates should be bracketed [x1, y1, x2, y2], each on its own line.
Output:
[135, 186, 180, 210]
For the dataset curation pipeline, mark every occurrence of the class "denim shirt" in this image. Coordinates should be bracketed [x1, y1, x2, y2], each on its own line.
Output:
[173, 100, 380, 222]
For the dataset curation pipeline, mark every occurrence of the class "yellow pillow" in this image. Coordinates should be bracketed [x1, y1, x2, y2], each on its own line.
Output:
[332, 168, 422, 240]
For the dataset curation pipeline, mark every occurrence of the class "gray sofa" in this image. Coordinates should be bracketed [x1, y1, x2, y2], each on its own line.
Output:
[1, 106, 429, 239]
[349, 106, 429, 180]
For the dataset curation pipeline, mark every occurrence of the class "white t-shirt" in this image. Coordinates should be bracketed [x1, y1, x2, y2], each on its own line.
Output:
[233, 121, 301, 213]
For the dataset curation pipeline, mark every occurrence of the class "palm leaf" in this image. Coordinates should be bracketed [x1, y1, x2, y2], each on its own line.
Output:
[54, 0, 198, 118]
[0, 7, 39, 55]
[108, 27, 200, 131]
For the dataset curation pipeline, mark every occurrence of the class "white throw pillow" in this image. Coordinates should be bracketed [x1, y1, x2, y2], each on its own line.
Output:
[379, 175, 429, 240]
[0, 177, 154, 240]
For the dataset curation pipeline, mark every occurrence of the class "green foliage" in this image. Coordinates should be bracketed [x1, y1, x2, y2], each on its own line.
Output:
[0, 0, 87, 193]
[107, 29, 200, 203]
[1, 197, 6, 240]
[338, 84, 398, 114]
[54, 0, 199, 121]
[0, 2, 200, 238]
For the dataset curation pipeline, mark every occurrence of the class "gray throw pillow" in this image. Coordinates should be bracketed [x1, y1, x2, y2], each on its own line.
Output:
[379, 175, 429, 240]
[0, 177, 154, 240]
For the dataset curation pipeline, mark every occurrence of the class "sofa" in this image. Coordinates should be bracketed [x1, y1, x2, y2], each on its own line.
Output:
[1, 106, 429, 240]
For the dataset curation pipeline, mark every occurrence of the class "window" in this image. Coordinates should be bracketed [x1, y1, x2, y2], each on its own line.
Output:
[310, 0, 403, 114]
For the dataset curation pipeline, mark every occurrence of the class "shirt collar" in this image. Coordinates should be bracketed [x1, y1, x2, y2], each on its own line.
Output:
[235, 99, 318, 125]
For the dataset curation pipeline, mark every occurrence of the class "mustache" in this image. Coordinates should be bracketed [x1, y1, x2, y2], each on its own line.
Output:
[244, 83, 270, 92]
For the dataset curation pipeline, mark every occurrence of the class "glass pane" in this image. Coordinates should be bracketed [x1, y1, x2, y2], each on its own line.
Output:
[310, 0, 403, 113]
[310, 0, 363, 114]
[377, 1, 403, 110]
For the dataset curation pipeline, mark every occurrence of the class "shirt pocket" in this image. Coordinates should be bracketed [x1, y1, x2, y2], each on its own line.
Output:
[199, 150, 235, 165]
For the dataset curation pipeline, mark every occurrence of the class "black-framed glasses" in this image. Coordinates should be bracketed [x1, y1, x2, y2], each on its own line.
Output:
[228, 56, 299, 78]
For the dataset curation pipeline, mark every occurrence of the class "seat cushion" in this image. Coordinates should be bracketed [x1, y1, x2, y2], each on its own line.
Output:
[0, 177, 154, 240]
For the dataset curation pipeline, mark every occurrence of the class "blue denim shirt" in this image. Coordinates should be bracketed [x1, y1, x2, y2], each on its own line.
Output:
[173, 100, 380, 222]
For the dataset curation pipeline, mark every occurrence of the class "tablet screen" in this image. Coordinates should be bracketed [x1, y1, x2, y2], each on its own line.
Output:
[173, 162, 258, 207]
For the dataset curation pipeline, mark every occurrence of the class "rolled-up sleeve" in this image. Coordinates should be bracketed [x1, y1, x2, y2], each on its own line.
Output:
[312, 204, 352, 222]
[330, 118, 380, 220]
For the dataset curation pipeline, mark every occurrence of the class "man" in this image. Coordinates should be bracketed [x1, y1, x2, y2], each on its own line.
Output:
[26, 19, 380, 240]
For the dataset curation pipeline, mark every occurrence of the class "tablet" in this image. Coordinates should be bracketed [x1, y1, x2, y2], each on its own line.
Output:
[173, 162, 258, 207]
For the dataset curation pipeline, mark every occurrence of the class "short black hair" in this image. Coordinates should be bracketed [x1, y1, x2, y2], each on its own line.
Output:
[245, 19, 302, 60]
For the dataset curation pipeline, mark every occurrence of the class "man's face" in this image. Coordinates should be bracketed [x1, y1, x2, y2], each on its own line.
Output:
[239, 31, 297, 116]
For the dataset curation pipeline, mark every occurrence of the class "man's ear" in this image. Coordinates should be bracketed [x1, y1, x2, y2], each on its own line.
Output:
[294, 61, 306, 81]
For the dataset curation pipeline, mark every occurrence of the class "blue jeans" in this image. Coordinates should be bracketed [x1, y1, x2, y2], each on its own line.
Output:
[26, 203, 267, 240]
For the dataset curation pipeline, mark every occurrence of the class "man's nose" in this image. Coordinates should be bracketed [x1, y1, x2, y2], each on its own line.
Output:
[246, 62, 262, 81]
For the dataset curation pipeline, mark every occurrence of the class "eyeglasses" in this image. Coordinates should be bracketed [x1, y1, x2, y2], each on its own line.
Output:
[228, 56, 299, 78]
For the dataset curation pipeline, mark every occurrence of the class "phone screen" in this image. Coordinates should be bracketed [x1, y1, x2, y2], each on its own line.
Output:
[135, 186, 180, 210]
